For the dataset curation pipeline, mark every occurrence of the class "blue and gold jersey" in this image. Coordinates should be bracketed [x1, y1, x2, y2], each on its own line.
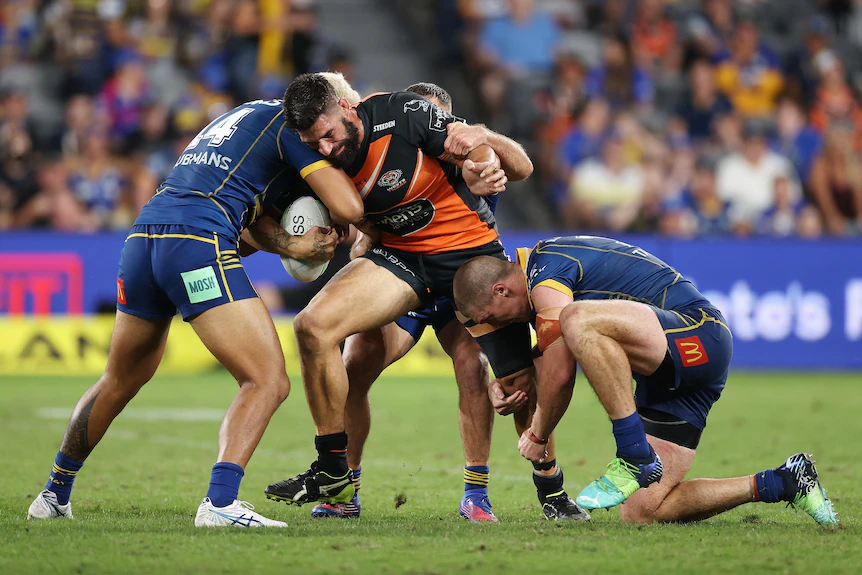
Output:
[517, 236, 711, 311]
[135, 99, 331, 241]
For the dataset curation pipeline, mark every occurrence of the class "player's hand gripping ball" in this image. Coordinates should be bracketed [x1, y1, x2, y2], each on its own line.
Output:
[280, 196, 333, 282]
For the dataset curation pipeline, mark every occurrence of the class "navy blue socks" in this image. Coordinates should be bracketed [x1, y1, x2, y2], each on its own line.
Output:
[611, 412, 652, 462]
[206, 462, 245, 507]
[754, 468, 789, 503]
[463, 465, 490, 497]
[45, 452, 84, 505]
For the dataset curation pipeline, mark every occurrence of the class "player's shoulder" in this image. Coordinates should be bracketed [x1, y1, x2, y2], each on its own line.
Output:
[235, 98, 284, 120]
[359, 91, 432, 119]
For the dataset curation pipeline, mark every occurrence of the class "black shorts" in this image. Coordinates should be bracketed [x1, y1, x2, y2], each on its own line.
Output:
[361, 240, 506, 303]
[362, 240, 534, 378]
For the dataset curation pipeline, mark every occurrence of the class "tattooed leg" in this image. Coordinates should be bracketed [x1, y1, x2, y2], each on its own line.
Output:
[60, 390, 101, 461]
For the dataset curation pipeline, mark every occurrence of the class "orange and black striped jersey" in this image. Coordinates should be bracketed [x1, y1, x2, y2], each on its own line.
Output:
[347, 92, 499, 254]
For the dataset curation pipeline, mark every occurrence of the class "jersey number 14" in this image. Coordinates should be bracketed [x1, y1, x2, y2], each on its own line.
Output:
[184, 108, 254, 151]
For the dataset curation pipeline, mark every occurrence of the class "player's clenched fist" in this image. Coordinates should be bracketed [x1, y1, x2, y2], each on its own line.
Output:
[444, 122, 489, 158]
[289, 226, 340, 262]
[518, 429, 548, 463]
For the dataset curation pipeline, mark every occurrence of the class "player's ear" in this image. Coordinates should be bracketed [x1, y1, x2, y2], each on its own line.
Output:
[493, 282, 506, 297]
[337, 98, 351, 113]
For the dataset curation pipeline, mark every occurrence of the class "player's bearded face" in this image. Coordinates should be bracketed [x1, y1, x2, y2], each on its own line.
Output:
[328, 117, 361, 169]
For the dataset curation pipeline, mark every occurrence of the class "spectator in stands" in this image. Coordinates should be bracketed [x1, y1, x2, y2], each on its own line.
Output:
[660, 155, 729, 237]
[558, 98, 610, 176]
[476, 0, 561, 117]
[784, 15, 833, 107]
[564, 133, 645, 231]
[54, 95, 103, 159]
[809, 51, 862, 148]
[711, 111, 742, 155]
[67, 131, 127, 229]
[586, 32, 653, 111]
[684, 0, 734, 62]
[15, 159, 95, 231]
[588, 0, 628, 37]
[717, 119, 800, 234]
[0, 0, 38, 67]
[675, 58, 732, 144]
[714, 13, 784, 118]
[0, 90, 38, 154]
[0, 127, 38, 223]
[757, 175, 806, 237]
[99, 50, 152, 148]
[45, 0, 118, 97]
[771, 97, 823, 187]
[631, 0, 676, 70]
[809, 122, 862, 235]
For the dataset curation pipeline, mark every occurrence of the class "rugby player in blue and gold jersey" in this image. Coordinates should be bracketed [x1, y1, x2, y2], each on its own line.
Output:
[453, 236, 837, 526]
[27, 99, 364, 527]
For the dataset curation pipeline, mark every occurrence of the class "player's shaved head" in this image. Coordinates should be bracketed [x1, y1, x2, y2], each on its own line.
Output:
[405, 83, 453, 114]
[283, 73, 341, 131]
[320, 72, 361, 105]
[454, 256, 520, 317]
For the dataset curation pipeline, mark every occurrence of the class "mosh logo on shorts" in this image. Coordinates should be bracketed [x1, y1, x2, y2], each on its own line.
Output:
[181, 266, 223, 304]
[675, 335, 709, 367]
[377, 169, 407, 193]
[369, 198, 435, 236]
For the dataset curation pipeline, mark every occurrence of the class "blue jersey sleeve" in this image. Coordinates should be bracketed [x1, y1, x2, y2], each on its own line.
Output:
[280, 129, 332, 179]
[522, 244, 579, 299]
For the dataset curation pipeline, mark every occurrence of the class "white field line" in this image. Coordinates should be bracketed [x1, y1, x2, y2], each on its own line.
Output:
[33, 408, 532, 484]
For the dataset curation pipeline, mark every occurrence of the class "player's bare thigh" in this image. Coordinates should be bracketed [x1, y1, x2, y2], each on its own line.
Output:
[619, 435, 696, 524]
[103, 310, 172, 387]
[296, 258, 422, 345]
[560, 300, 668, 376]
[189, 297, 288, 389]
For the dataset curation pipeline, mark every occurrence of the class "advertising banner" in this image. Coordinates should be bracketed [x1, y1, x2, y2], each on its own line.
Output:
[2, 231, 861, 369]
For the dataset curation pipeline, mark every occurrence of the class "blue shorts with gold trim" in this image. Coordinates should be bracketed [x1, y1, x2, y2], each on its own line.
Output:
[117, 224, 258, 321]
[634, 305, 733, 431]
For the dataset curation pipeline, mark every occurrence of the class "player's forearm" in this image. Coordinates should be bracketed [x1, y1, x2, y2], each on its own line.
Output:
[531, 351, 576, 439]
[485, 130, 533, 181]
[245, 214, 303, 259]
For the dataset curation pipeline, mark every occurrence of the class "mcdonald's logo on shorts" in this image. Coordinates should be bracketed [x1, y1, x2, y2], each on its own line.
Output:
[675, 335, 709, 367]
[117, 278, 127, 305]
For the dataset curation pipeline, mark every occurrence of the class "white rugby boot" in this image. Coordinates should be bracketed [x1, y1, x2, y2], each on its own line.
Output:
[194, 497, 287, 527]
[27, 490, 73, 519]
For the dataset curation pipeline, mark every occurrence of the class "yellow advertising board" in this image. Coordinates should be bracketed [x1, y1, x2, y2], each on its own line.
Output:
[0, 316, 455, 376]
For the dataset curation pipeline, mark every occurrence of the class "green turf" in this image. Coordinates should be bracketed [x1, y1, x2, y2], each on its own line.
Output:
[1, 372, 859, 574]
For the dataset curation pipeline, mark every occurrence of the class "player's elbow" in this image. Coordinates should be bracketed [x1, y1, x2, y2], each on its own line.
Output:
[508, 157, 534, 182]
[330, 199, 364, 226]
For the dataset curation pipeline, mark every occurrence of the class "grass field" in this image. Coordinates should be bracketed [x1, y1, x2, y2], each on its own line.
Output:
[0, 371, 859, 574]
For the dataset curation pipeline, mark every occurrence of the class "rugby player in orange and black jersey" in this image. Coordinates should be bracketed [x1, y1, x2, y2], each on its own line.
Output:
[263, 74, 541, 518]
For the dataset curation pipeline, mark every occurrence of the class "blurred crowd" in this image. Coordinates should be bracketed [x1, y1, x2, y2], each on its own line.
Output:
[4, 0, 862, 240]
[452, 0, 862, 237]
[0, 0, 350, 231]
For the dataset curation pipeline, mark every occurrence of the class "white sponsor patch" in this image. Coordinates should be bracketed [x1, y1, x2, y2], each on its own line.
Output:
[373, 120, 395, 132]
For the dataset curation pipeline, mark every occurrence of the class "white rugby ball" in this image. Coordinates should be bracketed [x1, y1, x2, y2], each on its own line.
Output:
[280, 196, 332, 282]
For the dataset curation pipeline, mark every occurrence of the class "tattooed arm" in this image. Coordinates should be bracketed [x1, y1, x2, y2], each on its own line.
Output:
[243, 212, 340, 262]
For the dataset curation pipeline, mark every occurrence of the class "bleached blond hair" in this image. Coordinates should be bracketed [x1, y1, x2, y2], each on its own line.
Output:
[319, 72, 361, 105]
